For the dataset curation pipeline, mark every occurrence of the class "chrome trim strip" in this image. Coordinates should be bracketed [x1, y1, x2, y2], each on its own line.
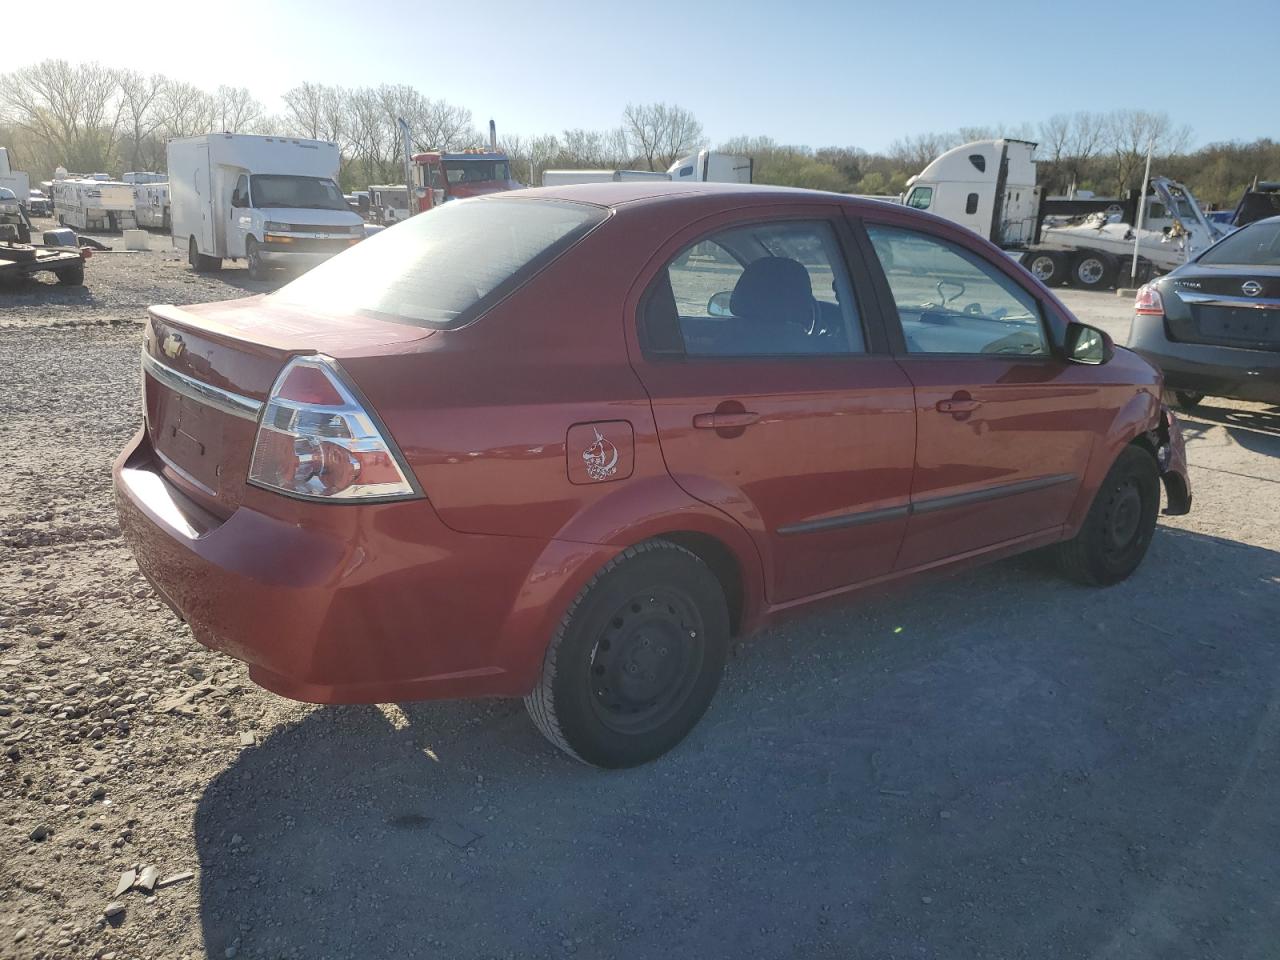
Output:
[141, 350, 262, 422]
[778, 504, 910, 536]
[910, 473, 1078, 515]
[1179, 291, 1279, 309]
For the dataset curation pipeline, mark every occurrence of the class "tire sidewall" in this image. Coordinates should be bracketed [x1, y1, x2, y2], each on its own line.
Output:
[550, 546, 729, 768]
[1080, 446, 1160, 584]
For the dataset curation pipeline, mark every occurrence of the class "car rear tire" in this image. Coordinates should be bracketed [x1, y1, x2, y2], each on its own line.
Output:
[524, 540, 729, 768]
[1023, 251, 1064, 286]
[1055, 445, 1160, 586]
[1069, 251, 1116, 290]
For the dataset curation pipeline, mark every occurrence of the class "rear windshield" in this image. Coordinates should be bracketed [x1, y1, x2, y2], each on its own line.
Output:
[1198, 219, 1280, 266]
[273, 198, 605, 328]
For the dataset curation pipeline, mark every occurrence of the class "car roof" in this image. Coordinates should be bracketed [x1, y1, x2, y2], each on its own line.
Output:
[508, 180, 892, 212]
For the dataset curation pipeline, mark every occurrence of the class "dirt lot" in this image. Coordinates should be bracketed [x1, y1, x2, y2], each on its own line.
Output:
[2, 241, 1279, 960]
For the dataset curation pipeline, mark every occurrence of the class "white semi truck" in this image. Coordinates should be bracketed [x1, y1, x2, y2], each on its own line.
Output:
[667, 150, 753, 184]
[168, 133, 364, 279]
[904, 138, 1218, 289]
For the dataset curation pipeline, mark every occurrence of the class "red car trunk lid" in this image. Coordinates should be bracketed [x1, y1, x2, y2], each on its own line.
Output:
[142, 296, 432, 516]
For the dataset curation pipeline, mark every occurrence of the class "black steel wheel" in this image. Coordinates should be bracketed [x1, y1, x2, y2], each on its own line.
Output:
[525, 540, 729, 768]
[246, 237, 268, 281]
[1055, 445, 1160, 586]
[1023, 251, 1063, 286]
[1070, 251, 1116, 290]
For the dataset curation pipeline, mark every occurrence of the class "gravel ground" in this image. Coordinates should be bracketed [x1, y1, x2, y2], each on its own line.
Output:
[1, 254, 1278, 960]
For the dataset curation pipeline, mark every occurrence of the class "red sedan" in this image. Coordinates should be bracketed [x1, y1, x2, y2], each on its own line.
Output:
[114, 183, 1192, 767]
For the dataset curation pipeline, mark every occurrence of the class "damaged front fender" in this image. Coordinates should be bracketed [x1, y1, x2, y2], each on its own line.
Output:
[1149, 403, 1193, 515]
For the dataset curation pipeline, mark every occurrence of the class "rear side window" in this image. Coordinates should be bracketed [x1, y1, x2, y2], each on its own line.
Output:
[642, 220, 866, 358]
[965, 193, 979, 215]
[273, 198, 604, 328]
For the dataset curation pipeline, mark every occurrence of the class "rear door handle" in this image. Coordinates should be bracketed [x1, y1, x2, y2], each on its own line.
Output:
[693, 411, 760, 429]
[936, 397, 981, 413]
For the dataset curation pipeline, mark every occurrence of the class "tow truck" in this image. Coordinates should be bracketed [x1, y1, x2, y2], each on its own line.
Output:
[396, 119, 522, 217]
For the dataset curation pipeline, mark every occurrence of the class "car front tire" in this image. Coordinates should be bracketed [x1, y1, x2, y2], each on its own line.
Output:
[525, 540, 729, 768]
[1055, 445, 1160, 586]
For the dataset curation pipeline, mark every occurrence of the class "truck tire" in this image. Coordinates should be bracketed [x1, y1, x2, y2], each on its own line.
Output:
[1022, 251, 1064, 286]
[1070, 251, 1116, 290]
[0, 243, 38, 264]
[188, 236, 222, 273]
[524, 540, 729, 768]
[246, 237, 269, 281]
[56, 263, 85, 286]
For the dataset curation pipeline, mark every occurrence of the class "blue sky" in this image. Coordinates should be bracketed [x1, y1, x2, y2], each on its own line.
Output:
[30, 0, 1276, 151]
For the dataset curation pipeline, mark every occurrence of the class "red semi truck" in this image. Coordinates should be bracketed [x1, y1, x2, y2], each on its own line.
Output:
[408, 149, 522, 214]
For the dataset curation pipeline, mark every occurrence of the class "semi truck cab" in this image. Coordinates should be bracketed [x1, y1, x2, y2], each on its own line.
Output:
[409, 151, 521, 213]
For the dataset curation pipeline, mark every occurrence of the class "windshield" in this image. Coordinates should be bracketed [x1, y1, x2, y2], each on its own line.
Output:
[249, 175, 348, 211]
[273, 197, 605, 328]
[439, 160, 510, 185]
[1197, 220, 1280, 266]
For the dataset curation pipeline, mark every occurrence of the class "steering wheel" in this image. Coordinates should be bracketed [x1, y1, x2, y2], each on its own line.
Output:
[937, 279, 965, 305]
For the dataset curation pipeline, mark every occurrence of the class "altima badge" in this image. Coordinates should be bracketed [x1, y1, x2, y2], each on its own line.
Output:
[1242, 280, 1263, 297]
[161, 332, 185, 359]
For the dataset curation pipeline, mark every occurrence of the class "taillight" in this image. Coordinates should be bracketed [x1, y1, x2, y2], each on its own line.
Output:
[1134, 284, 1164, 316]
[247, 355, 418, 501]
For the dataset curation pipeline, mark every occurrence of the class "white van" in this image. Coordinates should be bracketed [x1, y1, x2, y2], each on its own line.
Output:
[168, 134, 364, 279]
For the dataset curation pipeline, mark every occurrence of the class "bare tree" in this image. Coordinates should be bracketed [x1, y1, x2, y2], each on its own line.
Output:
[623, 102, 703, 170]
[158, 80, 217, 139]
[214, 86, 264, 133]
[1106, 109, 1190, 193]
[0, 60, 125, 172]
[117, 70, 167, 171]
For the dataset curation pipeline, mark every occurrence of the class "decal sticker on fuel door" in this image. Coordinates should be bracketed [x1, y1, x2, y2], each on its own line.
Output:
[567, 421, 634, 485]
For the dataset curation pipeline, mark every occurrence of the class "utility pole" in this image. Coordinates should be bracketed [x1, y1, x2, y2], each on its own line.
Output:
[1130, 135, 1154, 287]
[397, 117, 414, 214]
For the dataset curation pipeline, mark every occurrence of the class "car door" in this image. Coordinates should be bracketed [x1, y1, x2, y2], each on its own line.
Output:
[628, 209, 917, 604]
[855, 215, 1103, 570]
[227, 173, 250, 259]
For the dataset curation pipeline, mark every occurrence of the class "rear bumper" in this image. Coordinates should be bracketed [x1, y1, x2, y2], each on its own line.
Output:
[1129, 313, 1280, 403]
[112, 428, 610, 704]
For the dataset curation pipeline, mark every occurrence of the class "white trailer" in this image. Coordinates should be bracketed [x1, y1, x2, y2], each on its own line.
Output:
[667, 150, 754, 183]
[368, 184, 410, 224]
[133, 181, 170, 229]
[541, 169, 671, 187]
[0, 147, 31, 214]
[904, 138, 1218, 289]
[123, 171, 166, 184]
[53, 179, 137, 231]
[168, 133, 364, 279]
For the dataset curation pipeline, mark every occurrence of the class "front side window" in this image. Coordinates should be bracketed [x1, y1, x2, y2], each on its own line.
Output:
[274, 197, 605, 328]
[642, 220, 865, 357]
[866, 224, 1048, 357]
[906, 187, 933, 210]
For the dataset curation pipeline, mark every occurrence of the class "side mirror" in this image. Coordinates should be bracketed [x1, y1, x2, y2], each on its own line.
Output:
[707, 291, 734, 318]
[1064, 321, 1114, 365]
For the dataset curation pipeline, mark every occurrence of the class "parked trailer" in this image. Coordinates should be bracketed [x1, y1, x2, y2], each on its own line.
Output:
[904, 138, 1218, 289]
[53, 179, 138, 231]
[541, 169, 671, 186]
[368, 184, 410, 224]
[0, 241, 86, 287]
[123, 171, 166, 184]
[133, 182, 170, 229]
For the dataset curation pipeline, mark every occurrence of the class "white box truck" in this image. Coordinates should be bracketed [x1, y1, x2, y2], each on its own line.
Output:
[0, 147, 31, 215]
[168, 134, 364, 279]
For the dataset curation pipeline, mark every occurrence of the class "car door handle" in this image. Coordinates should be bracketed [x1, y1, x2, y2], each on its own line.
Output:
[936, 397, 981, 413]
[693, 411, 760, 429]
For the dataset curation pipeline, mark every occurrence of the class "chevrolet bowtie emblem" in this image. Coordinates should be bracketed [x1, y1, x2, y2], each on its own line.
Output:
[161, 332, 185, 360]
